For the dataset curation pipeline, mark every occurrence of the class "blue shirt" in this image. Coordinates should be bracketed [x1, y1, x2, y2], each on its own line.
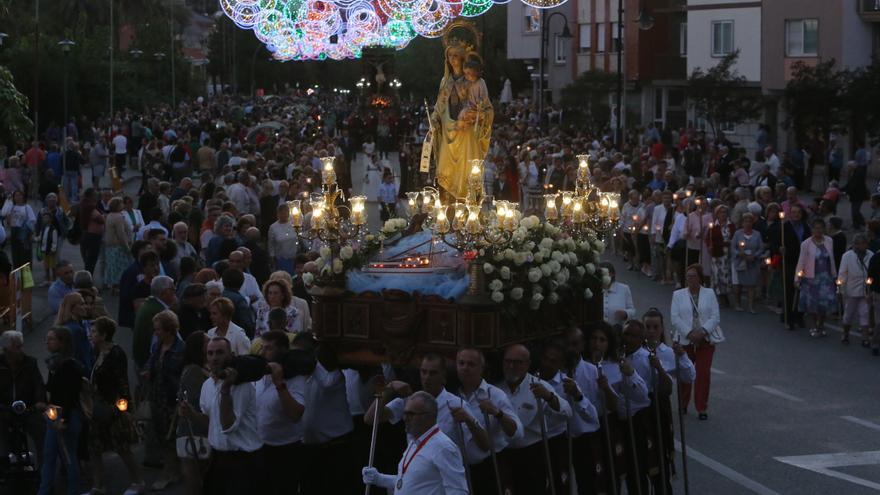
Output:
[48, 280, 74, 314]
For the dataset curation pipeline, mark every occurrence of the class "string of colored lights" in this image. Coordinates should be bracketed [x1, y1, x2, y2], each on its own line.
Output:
[219, 0, 569, 61]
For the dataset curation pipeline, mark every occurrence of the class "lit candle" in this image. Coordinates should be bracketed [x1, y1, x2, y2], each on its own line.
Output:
[288, 200, 303, 228]
[576, 154, 591, 183]
[739, 241, 745, 250]
[544, 194, 558, 221]
[686, 190, 692, 198]
[504, 209, 516, 232]
[350, 196, 367, 226]
[572, 199, 585, 223]
[311, 205, 324, 230]
[561, 192, 574, 218]
[435, 209, 450, 234]
[465, 207, 481, 234]
[116, 398, 129, 412]
[453, 203, 467, 231]
[320, 157, 336, 185]
[695, 198, 702, 206]
[764, 257, 772, 266]
[609, 199, 619, 220]
[868, 277, 874, 286]
[422, 192, 433, 214]
[46, 406, 59, 421]
[797, 270, 804, 278]
[406, 192, 419, 216]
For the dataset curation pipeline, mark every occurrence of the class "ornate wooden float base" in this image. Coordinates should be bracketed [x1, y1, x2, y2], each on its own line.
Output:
[311, 286, 603, 367]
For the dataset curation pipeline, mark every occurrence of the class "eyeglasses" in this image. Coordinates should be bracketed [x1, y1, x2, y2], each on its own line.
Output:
[403, 411, 430, 419]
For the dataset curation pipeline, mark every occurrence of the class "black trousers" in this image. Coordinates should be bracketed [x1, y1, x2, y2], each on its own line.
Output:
[507, 442, 547, 494]
[204, 449, 262, 495]
[80, 232, 102, 274]
[301, 433, 355, 495]
[260, 442, 304, 495]
[620, 410, 653, 495]
[470, 450, 513, 495]
[572, 431, 608, 495]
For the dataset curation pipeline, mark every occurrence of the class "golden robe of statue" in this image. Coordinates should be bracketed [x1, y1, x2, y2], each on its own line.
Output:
[431, 44, 494, 201]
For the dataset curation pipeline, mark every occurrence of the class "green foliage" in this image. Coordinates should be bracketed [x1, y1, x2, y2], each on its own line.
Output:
[0, 66, 34, 142]
[688, 50, 763, 139]
[559, 70, 619, 129]
[783, 59, 850, 141]
[844, 57, 880, 140]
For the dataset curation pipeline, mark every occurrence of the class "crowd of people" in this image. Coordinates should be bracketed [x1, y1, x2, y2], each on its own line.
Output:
[0, 85, 875, 495]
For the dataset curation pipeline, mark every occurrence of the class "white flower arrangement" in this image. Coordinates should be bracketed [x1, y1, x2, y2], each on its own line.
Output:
[584, 288, 593, 299]
[339, 245, 354, 260]
[491, 291, 504, 303]
[510, 287, 524, 300]
[332, 259, 344, 274]
[381, 218, 408, 235]
[585, 263, 596, 275]
[319, 246, 332, 259]
[302, 273, 315, 285]
[528, 268, 543, 283]
[548, 292, 559, 304]
[483, 263, 494, 274]
[500, 266, 511, 280]
[488, 279, 503, 292]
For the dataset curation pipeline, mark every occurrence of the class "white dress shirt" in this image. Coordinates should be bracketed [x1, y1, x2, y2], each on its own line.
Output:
[667, 210, 687, 249]
[207, 322, 251, 356]
[268, 221, 299, 260]
[239, 272, 264, 305]
[303, 362, 354, 444]
[498, 373, 571, 449]
[457, 380, 523, 464]
[378, 182, 398, 203]
[367, 426, 469, 495]
[625, 348, 661, 410]
[565, 359, 604, 434]
[387, 388, 459, 443]
[545, 370, 598, 439]
[670, 287, 725, 344]
[651, 204, 670, 244]
[199, 379, 261, 452]
[603, 281, 636, 324]
[656, 343, 696, 384]
[597, 360, 649, 419]
[838, 249, 874, 298]
[255, 375, 307, 446]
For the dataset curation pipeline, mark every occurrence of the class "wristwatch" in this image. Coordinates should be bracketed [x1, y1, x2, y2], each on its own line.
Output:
[494, 410, 504, 420]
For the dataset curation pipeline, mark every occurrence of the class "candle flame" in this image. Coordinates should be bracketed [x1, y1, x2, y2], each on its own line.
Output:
[116, 399, 129, 412]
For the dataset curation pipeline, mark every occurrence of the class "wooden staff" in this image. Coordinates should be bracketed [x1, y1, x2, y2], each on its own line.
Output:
[780, 212, 789, 327]
[484, 388, 504, 495]
[455, 397, 474, 495]
[673, 339, 691, 495]
[565, 366, 576, 494]
[621, 348, 643, 495]
[365, 393, 383, 495]
[596, 358, 619, 495]
[649, 344, 669, 495]
[531, 375, 557, 495]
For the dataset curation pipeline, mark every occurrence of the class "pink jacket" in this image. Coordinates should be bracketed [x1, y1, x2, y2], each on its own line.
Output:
[795, 236, 837, 280]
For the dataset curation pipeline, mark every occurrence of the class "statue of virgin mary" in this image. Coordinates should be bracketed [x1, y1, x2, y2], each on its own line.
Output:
[431, 26, 494, 201]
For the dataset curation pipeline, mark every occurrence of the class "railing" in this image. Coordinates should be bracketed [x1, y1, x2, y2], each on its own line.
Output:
[858, 0, 880, 21]
[0, 263, 33, 332]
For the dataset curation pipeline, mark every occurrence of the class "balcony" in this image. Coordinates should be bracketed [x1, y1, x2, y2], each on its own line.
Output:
[858, 0, 880, 22]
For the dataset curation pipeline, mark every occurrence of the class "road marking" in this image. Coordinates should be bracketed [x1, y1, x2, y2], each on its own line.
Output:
[841, 415, 880, 433]
[675, 440, 781, 495]
[774, 451, 880, 491]
[752, 385, 805, 403]
[711, 367, 727, 375]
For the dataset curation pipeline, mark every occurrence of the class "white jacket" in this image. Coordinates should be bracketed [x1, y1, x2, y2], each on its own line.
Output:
[837, 249, 874, 298]
[670, 286, 725, 345]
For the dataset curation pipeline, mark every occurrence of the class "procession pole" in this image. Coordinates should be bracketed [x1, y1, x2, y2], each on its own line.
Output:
[456, 397, 474, 494]
[673, 340, 691, 495]
[364, 393, 383, 495]
[596, 358, 618, 495]
[621, 350, 643, 495]
[532, 376, 557, 495]
[780, 212, 789, 327]
[484, 388, 504, 495]
[650, 345, 669, 495]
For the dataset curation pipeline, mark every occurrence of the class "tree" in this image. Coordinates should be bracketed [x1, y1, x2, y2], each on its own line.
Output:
[0, 66, 33, 143]
[783, 59, 850, 142]
[560, 70, 619, 130]
[845, 57, 880, 141]
[688, 50, 763, 141]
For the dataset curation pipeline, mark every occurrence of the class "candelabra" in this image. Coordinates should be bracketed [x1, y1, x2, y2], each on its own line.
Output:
[287, 156, 367, 245]
[542, 154, 619, 240]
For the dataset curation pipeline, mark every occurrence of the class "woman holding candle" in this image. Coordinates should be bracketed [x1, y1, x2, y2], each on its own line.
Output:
[82, 317, 145, 495]
[706, 205, 736, 304]
[837, 233, 874, 346]
[795, 218, 837, 338]
[730, 213, 763, 313]
[686, 195, 712, 276]
[37, 326, 86, 495]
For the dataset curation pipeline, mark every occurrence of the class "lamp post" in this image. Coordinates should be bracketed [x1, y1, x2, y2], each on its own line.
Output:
[130, 49, 143, 109]
[58, 39, 75, 178]
[539, 11, 572, 128]
[154, 51, 166, 101]
[615, 1, 655, 148]
[109, 0, 114, 132]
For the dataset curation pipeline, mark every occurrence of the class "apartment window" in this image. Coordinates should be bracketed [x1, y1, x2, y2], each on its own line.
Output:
[680, 22, 688, 56]
[524, 8, 541, 34]
[785, 19, 818, 56]
[554, 35, 567, 64]
[579, 24, 592, 52]
[597, 23, 607, 52]
[711, 20, 734, 56]
[611, 22, 622, 52]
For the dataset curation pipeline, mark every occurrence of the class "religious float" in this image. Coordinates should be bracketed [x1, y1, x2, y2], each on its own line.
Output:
[292, 150, 619, 366]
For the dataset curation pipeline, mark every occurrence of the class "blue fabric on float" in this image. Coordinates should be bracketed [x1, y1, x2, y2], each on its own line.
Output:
[346, 270, 470, 300]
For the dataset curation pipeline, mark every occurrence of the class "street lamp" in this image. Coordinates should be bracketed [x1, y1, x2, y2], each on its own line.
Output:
[615, 2, 654, 148]
[154, 52, 166, 102]
[539, 11, 572, 128]
[130, 49, 143, 58]
[58, 39, 75, 184]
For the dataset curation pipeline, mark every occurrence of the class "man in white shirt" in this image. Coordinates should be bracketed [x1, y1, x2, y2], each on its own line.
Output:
[362, 391, 468, 494]
[112, 132, 127, 169]
[764, 145, 781, 177]
[666, 197, 689, 287]
[228, 250, 263, 305]
[179, 337, 261, 495]
[256, 331, 307, 494]
[498, 344, 572, 494]
[619, 320, 657, 495]
[301, 348, 356, 493]
[600, 262, 637, 325]
[456, 347, 522, 495]
[227, 171, 260, 216]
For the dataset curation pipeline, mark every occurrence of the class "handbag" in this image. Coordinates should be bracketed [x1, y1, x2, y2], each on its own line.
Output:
[176, 434, 211, 460]
[20, 264, 34, 289]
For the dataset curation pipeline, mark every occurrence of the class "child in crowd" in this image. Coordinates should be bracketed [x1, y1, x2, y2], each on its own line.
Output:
[37, 211, 60, 285]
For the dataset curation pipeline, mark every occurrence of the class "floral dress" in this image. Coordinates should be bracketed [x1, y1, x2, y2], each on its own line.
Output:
[798, 245, 837, 314]
[711, 224, 733, 295]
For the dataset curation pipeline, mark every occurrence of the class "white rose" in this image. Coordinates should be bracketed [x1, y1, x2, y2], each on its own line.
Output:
[540, 238, 554, 250]
[534, 251, 545, 263]
[532, 284, 543, 294]
[531, 293, 544, 303]
[332, 259, 344, 274]
[555, 272, 567, 284]
[576, 266, 586, 276]
[489, 279, 503, 292]
[339, 245, 354, 260]
[600, 267, 609, 277]
[302, 273, 315, 285]
[593, 240, 606, 253]
[549, 280, 559, 291]
[491, 291, 504, 303]
[514, 252, 528, 266]
[579, 241, 590, 251]
[602, 275, 612, 287]
[549, 260, 561, 274]
[540, 264, 552, 277]
[483, 263, 494, 274]
[524, 241, 536, 251]
[510, 287, 524, 300]
[586, 263, 596, 275]
[500, 266, 511, 280]
[504, 248, 516, 260]
[529, 293, 544, 310]
[567, 253, 578, 265]
[551, 250, 564, 262]
[319, 246, 332, 259]
[548, 292, 559, 304]
[365, 234, 376, 242]
[528, 268, 542, 283]
[493, 252, 505, 262]
[584, 288, 594, 299]
[315, 257, 326, 269]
